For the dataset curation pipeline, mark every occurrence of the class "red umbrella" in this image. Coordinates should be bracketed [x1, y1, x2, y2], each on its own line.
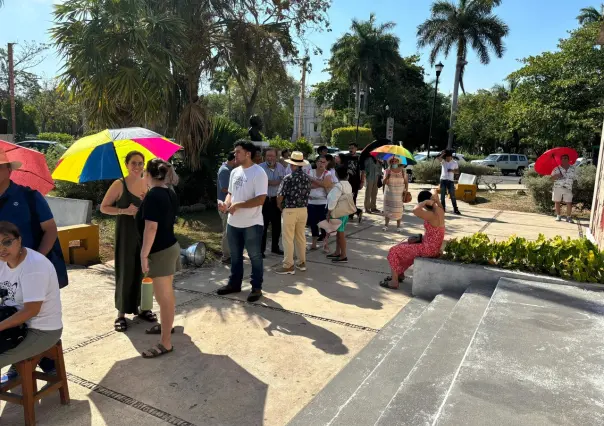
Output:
[534, 147, 579, 176]
[0, 140, 55, 195]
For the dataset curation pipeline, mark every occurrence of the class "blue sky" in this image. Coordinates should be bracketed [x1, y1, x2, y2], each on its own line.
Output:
[0, 0, 592, 94]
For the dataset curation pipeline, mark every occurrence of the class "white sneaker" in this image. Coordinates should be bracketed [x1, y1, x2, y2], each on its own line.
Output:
[396, 227, 402, 233]
[556, 215, 562, 222]
[382, 226, 388, 231]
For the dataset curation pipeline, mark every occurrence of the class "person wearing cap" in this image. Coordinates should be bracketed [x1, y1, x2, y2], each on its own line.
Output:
[275, 152, 312, 275]
[0, 148, 64, 383]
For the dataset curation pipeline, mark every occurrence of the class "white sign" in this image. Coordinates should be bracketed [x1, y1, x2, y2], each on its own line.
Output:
[386, 117, 394, 141]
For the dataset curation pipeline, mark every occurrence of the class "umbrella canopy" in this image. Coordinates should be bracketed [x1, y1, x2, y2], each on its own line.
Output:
[371, 145, 416, 165]
[534, 147, 578, 176]
[52, 128, 181, 183]
[359, 138, 391, 171]
[0, 140, 54, 195]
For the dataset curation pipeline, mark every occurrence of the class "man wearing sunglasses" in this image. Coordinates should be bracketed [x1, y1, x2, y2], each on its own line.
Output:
[0, 148, 64, 383]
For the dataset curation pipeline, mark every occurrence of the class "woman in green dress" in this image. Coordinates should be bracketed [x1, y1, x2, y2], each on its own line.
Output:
[100, 151, 157, 331]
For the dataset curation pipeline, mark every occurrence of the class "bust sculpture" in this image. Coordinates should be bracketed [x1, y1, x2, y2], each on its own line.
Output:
[248, 115, 263, 142]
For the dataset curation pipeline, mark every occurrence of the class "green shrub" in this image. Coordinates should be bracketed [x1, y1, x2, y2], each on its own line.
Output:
[411, 161, 494, 184]
[292, 137, 313, 156]
[268, 135, 292, 151]
[331, 126, 373, 149]
[174, 116, 246, 206]
[458, 153, 484, 162]
[37, 132, 75, 146]
[411, 161, 441, 184]
[442, 233, 604, 284]
[524, 165, 596, 212]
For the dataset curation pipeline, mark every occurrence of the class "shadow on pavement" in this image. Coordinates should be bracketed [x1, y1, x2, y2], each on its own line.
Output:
[97, 326, 268, 425]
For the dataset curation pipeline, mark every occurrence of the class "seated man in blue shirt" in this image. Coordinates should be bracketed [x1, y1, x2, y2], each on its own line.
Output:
[0, 149, 63, 382]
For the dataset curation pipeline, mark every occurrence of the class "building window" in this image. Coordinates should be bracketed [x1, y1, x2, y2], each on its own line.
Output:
[313, 122, 318, 132]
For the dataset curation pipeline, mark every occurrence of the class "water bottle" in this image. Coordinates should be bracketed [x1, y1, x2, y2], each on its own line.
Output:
[140, 277, 154, 311]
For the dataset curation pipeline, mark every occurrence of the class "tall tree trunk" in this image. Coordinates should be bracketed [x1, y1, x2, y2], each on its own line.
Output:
[448, 55, 465, 149]
[355, 71, 362, 144]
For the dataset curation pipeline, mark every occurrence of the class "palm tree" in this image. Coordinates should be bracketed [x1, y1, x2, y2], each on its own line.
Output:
[418, 0, 509, 148]
[329, 14, 401, 139]
[577, 4, 604, 25]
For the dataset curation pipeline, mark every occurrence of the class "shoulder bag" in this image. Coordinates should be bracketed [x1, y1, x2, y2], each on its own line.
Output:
[331, 184, 357, 218]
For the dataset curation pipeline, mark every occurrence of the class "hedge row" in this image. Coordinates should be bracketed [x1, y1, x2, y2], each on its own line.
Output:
[330, 126, 373, 149]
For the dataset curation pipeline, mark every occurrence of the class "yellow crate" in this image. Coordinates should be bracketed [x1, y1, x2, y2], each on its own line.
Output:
[436, 184, 478, 203]
[57, 224, 100, 266]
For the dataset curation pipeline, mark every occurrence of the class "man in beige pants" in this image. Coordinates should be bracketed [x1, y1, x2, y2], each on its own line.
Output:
[275, 152, 312, 275]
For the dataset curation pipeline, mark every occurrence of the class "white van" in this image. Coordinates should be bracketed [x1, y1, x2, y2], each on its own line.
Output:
[471, 153, 529, 176]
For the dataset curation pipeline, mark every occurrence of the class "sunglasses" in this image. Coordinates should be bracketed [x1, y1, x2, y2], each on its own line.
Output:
[0, 238, 17, 248]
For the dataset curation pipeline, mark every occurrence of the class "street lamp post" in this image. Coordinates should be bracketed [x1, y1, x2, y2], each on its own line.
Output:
[427, 62, 444, 159]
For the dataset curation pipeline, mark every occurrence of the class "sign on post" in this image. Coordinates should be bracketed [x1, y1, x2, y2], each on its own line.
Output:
[386, 117, 394, 141]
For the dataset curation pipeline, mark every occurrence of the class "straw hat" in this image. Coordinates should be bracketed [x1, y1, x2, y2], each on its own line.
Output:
[0, 148, 22, 170]
[285, 151, 309, 166]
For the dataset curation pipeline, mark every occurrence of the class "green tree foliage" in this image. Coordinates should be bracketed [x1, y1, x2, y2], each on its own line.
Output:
[1, 98, 38, 141]
[0, 41, 48, 101]
[33, 81, 81, 134]
[37, 132, 75, 145]
[417, 0, 509, 147]
[507, 23, 604, 153]
[577, 4, 604, 25]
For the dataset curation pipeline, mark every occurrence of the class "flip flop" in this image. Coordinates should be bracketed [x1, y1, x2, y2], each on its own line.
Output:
[379, 281, 399, 290]
[145, 324, 175, 335]
[141, 343, 174, 359]
[114, 317, 127, 332]
[137, 310, 158, 323]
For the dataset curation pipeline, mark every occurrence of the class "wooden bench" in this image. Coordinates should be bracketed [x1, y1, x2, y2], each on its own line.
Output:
[0, 340, 70, 425]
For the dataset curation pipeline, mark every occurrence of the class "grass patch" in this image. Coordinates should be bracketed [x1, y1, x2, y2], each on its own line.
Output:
[92, 210, 223, 264]
[472, 190, 591, 219]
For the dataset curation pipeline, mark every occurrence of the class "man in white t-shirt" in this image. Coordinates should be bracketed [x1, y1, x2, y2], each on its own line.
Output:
[217, 140, 268, 302]
[551, 154, 576, 223]
[438, 150, 461, 215]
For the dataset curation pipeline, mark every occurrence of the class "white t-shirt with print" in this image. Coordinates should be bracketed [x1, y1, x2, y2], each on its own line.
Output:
[440, 160, 458, 181]
[228, 164, 268, 228]
[0, 249, 62, 330]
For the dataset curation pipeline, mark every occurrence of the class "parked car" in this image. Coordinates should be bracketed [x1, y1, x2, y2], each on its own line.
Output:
[406, 151, 466, 182]
[17, 140, 67, 153]
[471, 153, 529, 176]
[575, 157, 592, 167]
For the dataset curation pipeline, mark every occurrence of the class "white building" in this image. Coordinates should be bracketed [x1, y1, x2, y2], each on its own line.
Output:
[292, 96, 324, 144]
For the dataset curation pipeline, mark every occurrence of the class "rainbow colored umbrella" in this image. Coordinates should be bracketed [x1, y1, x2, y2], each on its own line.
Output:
[52, 128, 181, 183]
[371, 145, 416, 165]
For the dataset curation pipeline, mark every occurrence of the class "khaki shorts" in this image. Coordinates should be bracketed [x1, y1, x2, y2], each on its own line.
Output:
[148, 242, 181, 278]
[552, 187, 573, 203]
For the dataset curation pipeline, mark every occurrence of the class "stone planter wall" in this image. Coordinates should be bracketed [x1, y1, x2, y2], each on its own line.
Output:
[412, 258, 594, 299]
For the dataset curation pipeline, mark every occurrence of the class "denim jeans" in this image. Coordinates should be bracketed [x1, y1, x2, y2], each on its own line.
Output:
[227, 224, 263, 290]
[440, 179, 458, 211]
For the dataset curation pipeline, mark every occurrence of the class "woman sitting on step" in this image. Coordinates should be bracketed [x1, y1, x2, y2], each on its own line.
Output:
[380, 190, 445, 289]
[0, 221, 63, 368]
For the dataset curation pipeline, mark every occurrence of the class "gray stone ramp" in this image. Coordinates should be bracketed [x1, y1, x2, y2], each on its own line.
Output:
[376, 284, 496, 426]
[434, 279, 604, 426]
[289, 294, 460, 426]
[288, 297, 429, 426]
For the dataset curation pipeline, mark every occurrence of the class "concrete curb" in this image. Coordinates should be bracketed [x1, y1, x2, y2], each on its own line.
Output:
[412, 257, 601, 299]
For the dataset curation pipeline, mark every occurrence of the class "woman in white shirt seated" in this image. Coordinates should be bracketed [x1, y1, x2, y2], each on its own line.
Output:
[0, 221, 62, 368]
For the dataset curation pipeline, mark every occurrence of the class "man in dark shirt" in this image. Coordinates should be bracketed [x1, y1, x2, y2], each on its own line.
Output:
[217, 152, 236, 264]
[275, 152, 311, 275]
[343, 142, 363, 221]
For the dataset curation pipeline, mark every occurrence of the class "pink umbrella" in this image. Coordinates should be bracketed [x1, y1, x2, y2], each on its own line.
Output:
[0, 140, 55, 195]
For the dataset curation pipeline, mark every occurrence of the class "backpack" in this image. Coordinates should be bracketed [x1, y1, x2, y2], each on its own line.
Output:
[0, 304, 28, 354]
[24, 189, 69, 289]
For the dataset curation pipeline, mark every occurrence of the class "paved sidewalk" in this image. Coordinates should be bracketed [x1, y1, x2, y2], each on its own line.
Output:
[0, 190, 585, 425]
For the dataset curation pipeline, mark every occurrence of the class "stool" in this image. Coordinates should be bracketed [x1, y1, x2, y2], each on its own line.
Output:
[0, 340, 70, 425]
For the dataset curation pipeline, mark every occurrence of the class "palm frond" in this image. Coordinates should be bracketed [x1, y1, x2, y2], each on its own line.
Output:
[176, 101, 211, 170]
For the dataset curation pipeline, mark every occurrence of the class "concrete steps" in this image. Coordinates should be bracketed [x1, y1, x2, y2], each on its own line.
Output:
[289, 279, 604, 426]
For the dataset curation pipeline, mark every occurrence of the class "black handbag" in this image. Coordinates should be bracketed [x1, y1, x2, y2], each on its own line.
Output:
[0, 304, 28, 354]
